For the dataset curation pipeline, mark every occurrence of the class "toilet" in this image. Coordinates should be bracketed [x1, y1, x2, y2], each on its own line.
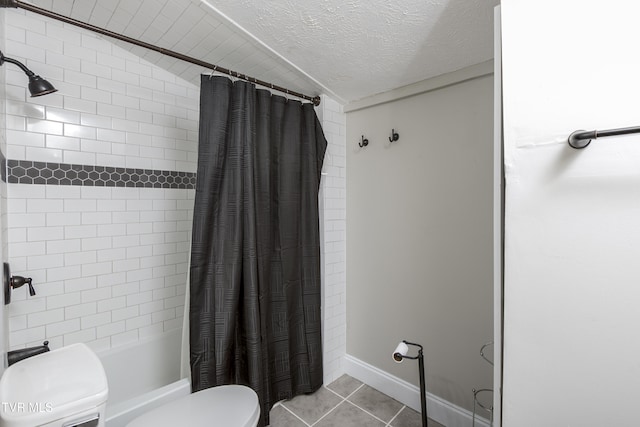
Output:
[0, 341, 258, 427]
[0, 343, 109, 427]
[126, 384, 260, 427]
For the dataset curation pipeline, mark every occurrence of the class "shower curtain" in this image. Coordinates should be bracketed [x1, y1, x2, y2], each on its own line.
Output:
[189, 75, 326, 426]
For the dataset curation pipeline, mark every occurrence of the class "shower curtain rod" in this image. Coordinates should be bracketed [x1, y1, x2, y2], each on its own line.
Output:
[0, 0, 322, 106]
[568, 125, 640, 149]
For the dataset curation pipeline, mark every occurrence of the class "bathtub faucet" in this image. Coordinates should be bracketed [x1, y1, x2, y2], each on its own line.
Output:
[8, 341, 50, 366]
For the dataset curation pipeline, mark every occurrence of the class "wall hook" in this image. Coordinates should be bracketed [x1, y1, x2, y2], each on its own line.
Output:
[389, 129, 399, 142]
[358, 135, 369, 148]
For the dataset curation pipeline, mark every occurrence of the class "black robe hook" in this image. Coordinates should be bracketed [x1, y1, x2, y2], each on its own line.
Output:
[358, 135, 369, 147]
[389, 129, 399, 142]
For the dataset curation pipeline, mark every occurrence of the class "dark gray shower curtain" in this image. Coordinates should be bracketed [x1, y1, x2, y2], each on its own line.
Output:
[189, 75, 326, 426]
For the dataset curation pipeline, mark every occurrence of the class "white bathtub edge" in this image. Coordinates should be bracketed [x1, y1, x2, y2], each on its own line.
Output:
[106, 378, 190, 427]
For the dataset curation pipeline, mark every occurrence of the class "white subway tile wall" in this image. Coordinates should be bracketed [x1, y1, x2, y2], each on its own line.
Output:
[318, 95, 347, 384]
[3, 8, 347, 381]
[1, 7, 11, 377]
[5, 9, 197, 353]
[9, 184, 193, 352]
[4, 10, 199, 172]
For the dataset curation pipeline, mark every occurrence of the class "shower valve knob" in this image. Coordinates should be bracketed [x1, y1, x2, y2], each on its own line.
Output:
[11, 275, 36, 296]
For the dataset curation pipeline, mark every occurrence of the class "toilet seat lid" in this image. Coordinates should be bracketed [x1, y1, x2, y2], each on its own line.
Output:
[127, 385, 260, 427]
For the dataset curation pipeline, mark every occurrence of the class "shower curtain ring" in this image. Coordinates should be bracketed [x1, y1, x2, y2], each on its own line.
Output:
[209, 66, 217, 79]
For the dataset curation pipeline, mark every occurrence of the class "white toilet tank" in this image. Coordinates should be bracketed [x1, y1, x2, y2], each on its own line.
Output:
[0, 343, 109, 427]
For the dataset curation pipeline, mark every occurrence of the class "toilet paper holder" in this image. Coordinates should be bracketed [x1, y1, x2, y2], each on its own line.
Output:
[392, 340, 428, 427]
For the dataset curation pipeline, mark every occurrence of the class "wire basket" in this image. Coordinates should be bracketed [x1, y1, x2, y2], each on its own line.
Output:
[472, 387, 493, 426]
[472, 341, 494, 426]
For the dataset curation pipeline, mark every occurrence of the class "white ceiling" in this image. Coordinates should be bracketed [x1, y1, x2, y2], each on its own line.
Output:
[27, 0, 499, 104]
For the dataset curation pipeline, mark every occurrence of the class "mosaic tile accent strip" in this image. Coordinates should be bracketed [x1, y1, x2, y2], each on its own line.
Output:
[8, 160, 196, 189]
[1, 151, 6, 183]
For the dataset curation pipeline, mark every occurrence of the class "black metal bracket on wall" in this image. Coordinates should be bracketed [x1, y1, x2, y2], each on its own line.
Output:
[3, 263, 10, 305]
[4, 263, 36, 304]
[389, 129, 399, 142]
[568, 125, 640, 149]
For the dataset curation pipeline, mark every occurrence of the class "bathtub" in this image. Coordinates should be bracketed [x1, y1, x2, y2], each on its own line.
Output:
[98, 328, 191, 427]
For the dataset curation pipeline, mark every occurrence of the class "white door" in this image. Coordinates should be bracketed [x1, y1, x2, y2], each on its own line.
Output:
[501, 1, 640, 426]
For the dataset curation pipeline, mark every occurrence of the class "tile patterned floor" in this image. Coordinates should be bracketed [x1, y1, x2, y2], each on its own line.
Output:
[268, 374, 445, 427]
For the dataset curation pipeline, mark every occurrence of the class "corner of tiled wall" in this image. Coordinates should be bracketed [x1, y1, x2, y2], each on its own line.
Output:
[4, 9, 197, 354]
[318, 94, 347, 384]
[1, 7, 10, 375]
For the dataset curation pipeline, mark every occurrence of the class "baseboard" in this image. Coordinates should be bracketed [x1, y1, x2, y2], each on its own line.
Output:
[344, 354, 491, 427]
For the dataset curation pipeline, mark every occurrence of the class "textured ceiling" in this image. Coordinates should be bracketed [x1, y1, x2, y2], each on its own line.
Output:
[25, 0, 499, 104]
[208, 0, 500, 103]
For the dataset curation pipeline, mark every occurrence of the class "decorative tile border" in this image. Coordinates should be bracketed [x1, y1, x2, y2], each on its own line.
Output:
[1, 151, 6, 183]
[7, 160, 196, 189]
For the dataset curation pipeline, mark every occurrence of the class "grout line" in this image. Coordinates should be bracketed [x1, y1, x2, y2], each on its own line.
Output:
[281, 384, 360, 427]
[285, 382, 411, 427]
[324, 382, 362, 401]
[308, 385, 355, 426]
[343, 383, 365, 400]
[323, 386, 346, 400]
[341, 383, 404, 426]
[278, 403, 312, 427]
[310, 405, 341, 426]
[386, 405, 405, 427]
[345, 399, 391, 425]
[327, 383, 396, 426]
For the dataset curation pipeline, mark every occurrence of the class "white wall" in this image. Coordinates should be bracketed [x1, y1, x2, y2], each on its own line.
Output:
[346, 70, 494, 417]
[501, 1, 640, 425]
